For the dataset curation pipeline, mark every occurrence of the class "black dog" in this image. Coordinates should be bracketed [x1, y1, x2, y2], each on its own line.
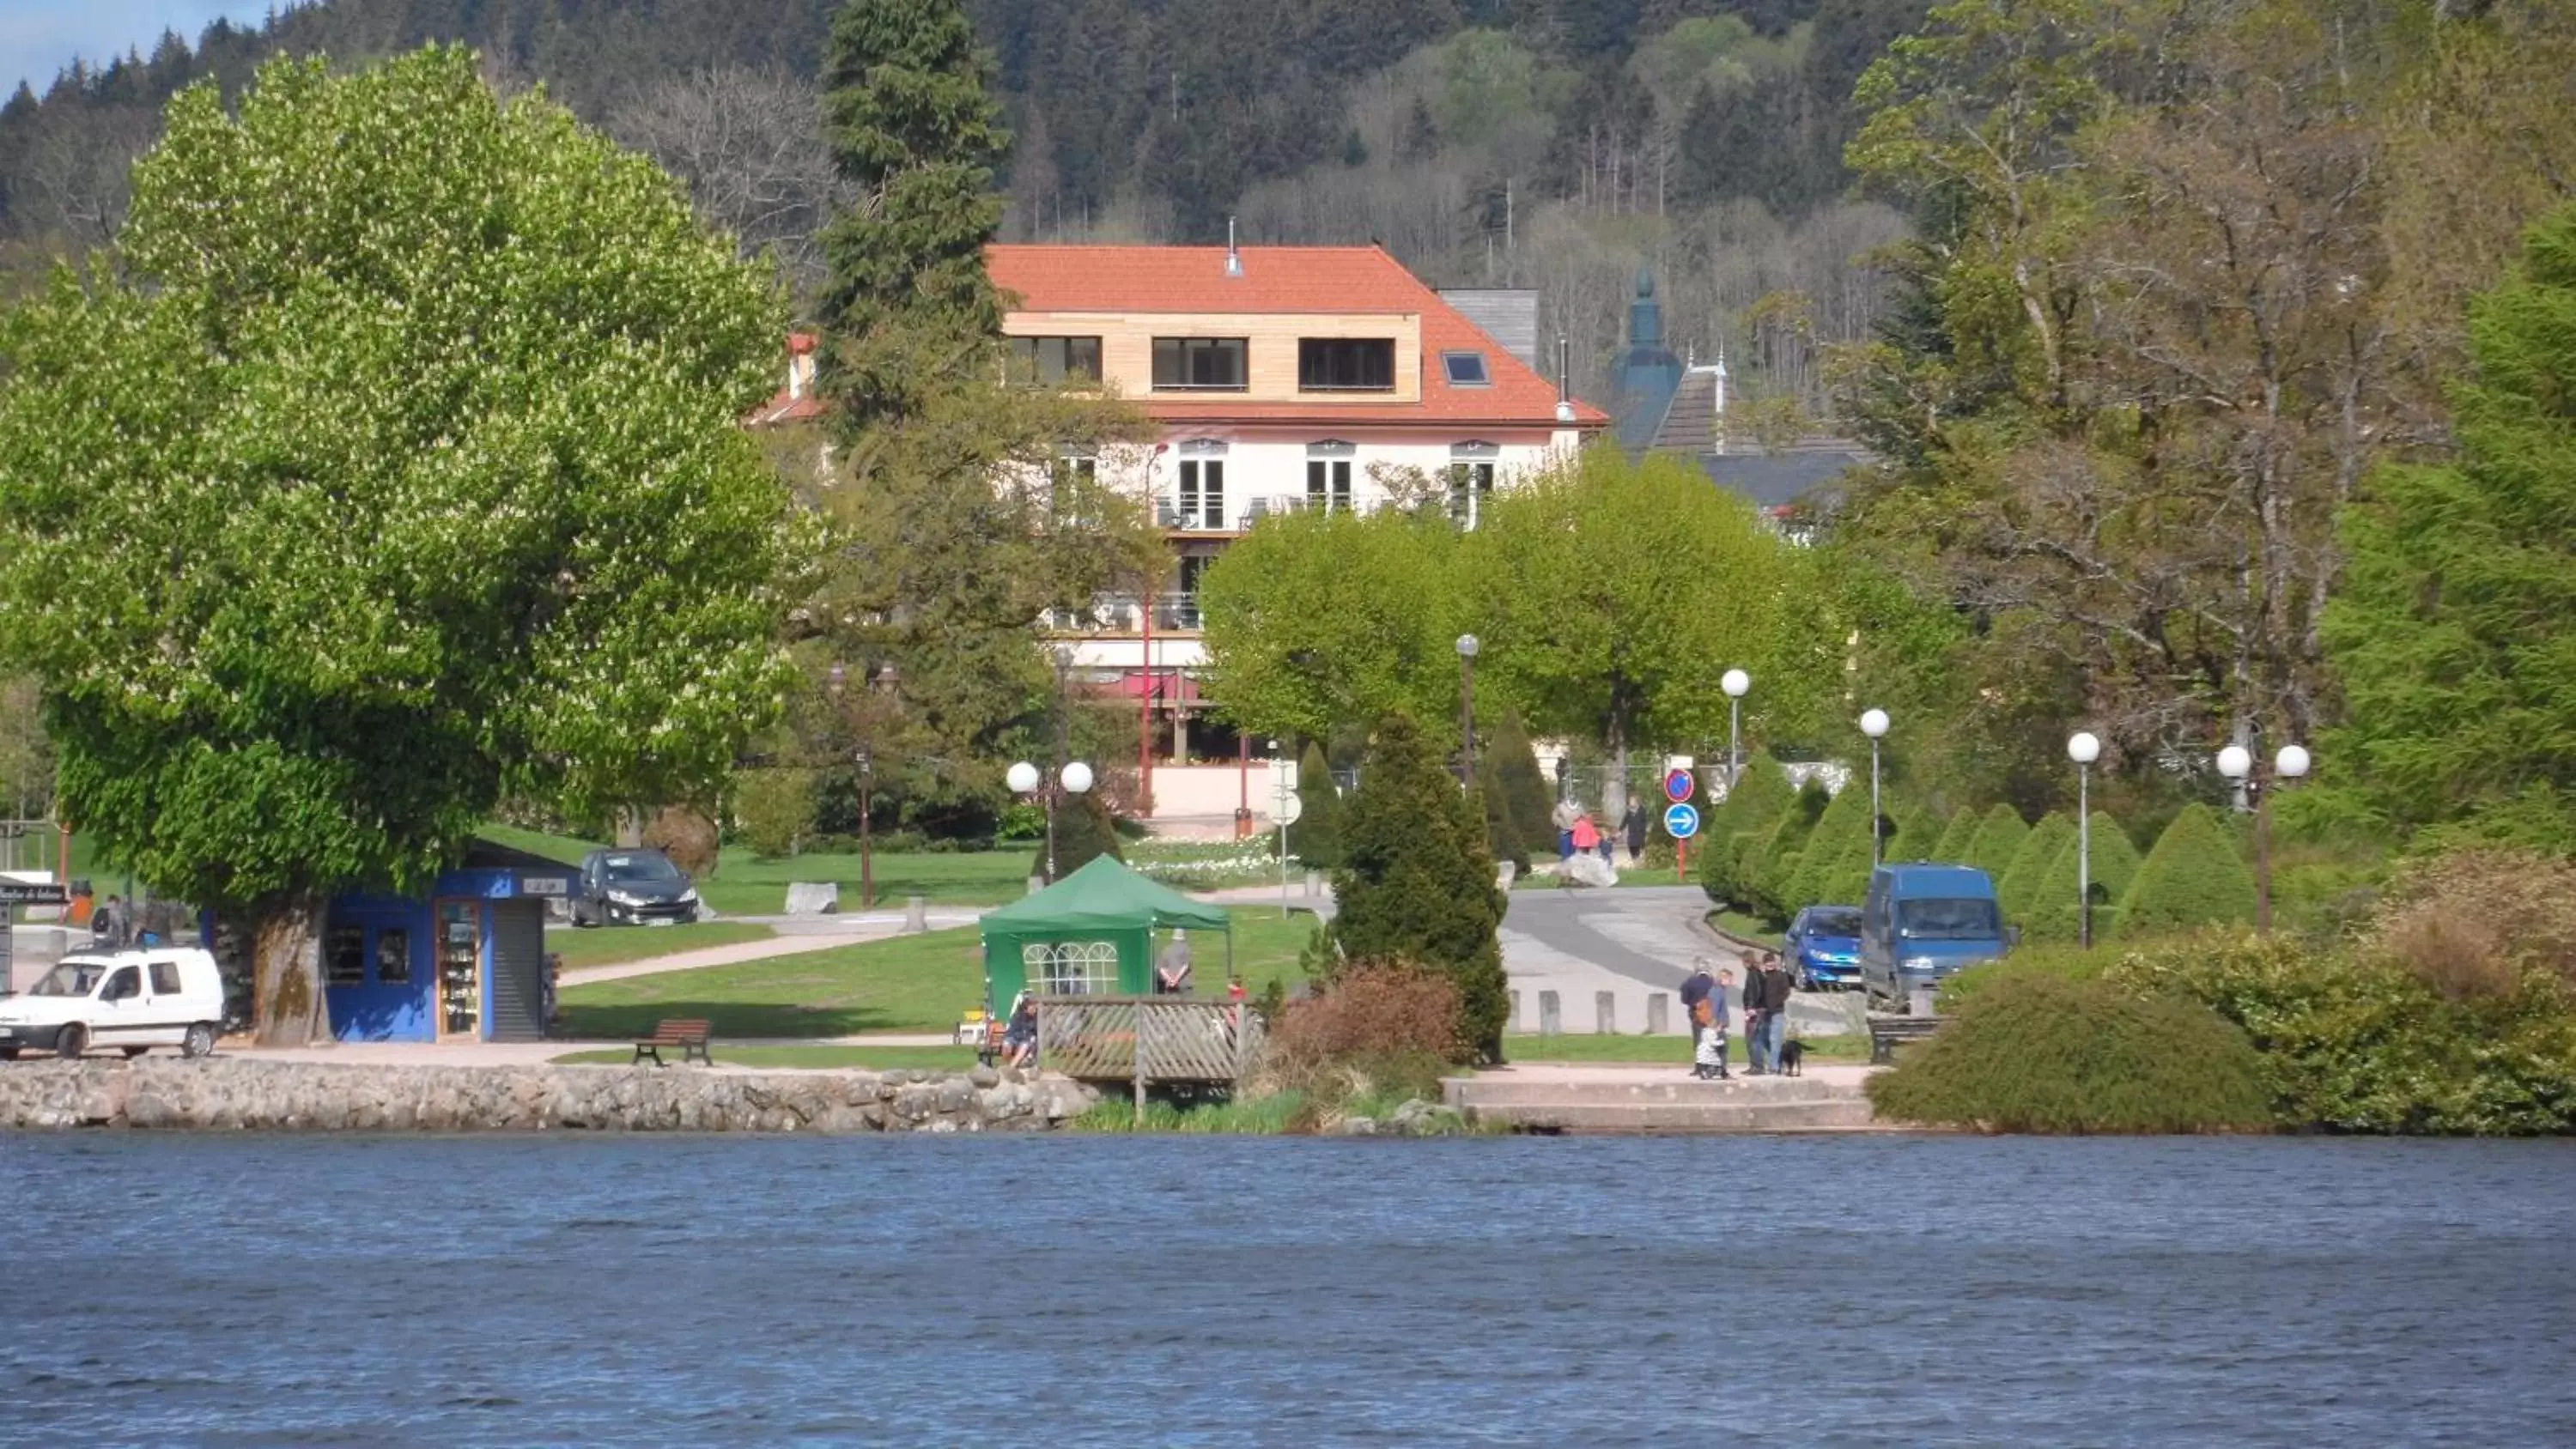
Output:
[1778, 1040, 1805, 1076]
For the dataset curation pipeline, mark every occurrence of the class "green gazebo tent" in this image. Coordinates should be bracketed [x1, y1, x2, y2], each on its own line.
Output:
[978, 855, 1233, 1010]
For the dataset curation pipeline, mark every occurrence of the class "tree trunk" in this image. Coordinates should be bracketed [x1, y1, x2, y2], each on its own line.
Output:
[1601, 694, 1631, 834]
[252, 896, 331, 1047]
[614, 806, 645, 847]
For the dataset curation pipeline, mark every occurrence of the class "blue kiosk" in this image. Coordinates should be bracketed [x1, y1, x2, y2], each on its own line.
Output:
[323, 840, 576, 1043]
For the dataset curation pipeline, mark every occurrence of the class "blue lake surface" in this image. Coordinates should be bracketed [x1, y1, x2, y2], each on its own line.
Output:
[3, 1132, 2571, 1446]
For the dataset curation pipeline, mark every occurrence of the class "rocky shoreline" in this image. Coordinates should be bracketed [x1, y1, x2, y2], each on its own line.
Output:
[0, 1058, 1099, 1134]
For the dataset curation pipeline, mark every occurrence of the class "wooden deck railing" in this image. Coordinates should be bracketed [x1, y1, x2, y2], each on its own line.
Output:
[1034, 997, 1264, 1111]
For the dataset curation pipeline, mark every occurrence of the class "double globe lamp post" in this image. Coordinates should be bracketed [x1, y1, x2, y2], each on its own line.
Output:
[2217, 741, 2311, 934]
[1008, 758, 1096, 885]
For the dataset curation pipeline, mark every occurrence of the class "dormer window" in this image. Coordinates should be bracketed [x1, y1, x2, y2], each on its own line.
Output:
[1441, 351, 1491, 386]
[1299, 338, 1395, 391]
[1153, 337, 1247, 391]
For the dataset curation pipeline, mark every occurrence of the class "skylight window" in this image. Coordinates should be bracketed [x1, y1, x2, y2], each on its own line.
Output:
[1441, 351, 1491, 386]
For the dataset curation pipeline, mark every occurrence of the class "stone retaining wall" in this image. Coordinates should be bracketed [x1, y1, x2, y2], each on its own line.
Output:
[0, 1058, 1099, 1134]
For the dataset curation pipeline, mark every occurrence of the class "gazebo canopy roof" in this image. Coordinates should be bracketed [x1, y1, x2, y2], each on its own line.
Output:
[980, 855, 1230, 937]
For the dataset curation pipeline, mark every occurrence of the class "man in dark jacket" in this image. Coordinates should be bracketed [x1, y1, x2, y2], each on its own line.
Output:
[1744, 951, 1794, 1074]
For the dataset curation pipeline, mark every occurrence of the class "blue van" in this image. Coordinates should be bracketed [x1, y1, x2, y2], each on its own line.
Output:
[1860, 864, 2012, 1011]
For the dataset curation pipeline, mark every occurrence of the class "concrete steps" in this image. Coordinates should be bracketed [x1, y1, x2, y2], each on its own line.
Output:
[1442, 1070, 1881, 1134]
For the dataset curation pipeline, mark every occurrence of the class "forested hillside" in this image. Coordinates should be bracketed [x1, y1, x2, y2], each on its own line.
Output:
[0, 0, 1925, 414]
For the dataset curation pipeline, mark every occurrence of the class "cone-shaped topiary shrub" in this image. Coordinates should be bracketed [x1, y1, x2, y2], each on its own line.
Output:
[1697, 752, 1793, 906]
[1927, 809, 1977, 864]
[1865, 971, 2275, 1133]
[1288, 742, 1343, 870]
[2023, 814, 2144, 943]
[1959, 803, 2030, 878]
[1787, 783, 1874, 912]
[2116, 803, 2260, 937]
[1998, 812, 2075, 926]
[1745, 780, 1829, 924]
[1329, 713, 1508, 1061]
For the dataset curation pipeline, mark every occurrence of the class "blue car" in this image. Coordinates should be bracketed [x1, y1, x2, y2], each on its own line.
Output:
[1784, 906, 1865, 991]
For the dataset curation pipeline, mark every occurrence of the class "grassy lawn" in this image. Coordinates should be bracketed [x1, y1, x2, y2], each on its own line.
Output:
[543, 919, 775, 971]
[556, 907, 1321, 1041]
[1505, 1031, 1870, 1064]
[1708, 908, 1777, 943]
[477, 822, 609, 865]
[550, 1043, 976, 1070]
[692, 846, 1038, 917]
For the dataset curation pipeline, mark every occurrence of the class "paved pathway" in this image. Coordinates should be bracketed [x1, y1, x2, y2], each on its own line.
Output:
[552, 909, 982, 987]
[1501, 885, 1747, 1035]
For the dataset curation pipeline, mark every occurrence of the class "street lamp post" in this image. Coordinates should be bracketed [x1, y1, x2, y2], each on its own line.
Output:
[1722, 669, 1750, 794]
[1859, 708, 1890, 869]
[1455, 634, 1479, 789]
[2216, 742, 2311, 932]
[2067, 731, 2100, 948]
[826, 664, 876, 911]
[1009, 758, 1096, 884]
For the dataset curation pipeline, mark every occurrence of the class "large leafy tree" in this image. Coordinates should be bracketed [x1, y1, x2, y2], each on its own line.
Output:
[1327, 713, 1508, 1062]
[1198, 506, 1467, 748]
[0, 49, 794, 1043]
[1461, 448, 1830, 824]
[2324, 202, 2576, 848]
[1834, 0, 2576, 799]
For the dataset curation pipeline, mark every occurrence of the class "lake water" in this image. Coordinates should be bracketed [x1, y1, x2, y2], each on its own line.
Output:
[3, 1132, 2571, 1446]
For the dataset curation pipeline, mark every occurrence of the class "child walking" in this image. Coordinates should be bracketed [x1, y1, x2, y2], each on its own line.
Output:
[1692, 968, 1733, 1080]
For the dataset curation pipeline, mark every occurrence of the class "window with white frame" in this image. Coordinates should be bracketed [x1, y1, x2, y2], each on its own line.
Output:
[1027, 940, 1120, 996]
[1306, 440, 1355, 512]
[1050, 454, 1098, 524]
[1448, 442, 1499, 527]
[1175, 440, 1226, 528]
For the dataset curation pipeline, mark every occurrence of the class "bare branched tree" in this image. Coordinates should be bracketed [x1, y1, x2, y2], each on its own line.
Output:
[608, 67, 843, 299]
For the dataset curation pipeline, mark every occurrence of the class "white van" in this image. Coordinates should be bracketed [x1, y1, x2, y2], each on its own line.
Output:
[0, 949, 227, 1060]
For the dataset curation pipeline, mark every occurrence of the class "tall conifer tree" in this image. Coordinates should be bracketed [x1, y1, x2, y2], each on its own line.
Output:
[1328, 714, 1510, 1061]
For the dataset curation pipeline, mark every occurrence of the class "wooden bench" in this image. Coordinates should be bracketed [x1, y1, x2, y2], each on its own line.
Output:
[1866, 1015, 1942, 1064]
[634, 1018, 713, 1066]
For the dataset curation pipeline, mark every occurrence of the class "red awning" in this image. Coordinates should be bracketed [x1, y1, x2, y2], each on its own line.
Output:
[1111, 669, 1201, 702]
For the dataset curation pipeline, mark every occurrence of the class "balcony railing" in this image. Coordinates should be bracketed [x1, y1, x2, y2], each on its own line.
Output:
[1157, 502, 1232, 531]
[1042, 591, 1204, 634]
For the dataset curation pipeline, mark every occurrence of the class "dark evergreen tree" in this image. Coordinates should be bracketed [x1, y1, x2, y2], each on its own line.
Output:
[1038, 789, 1123, 881]
[1328, 714, 1510, 1062]
[1288, 740, 1344, 869]
[2325, 200, 2576, 849]
[817, 0, 1010, 428]
[1485, 705, 1556, 870]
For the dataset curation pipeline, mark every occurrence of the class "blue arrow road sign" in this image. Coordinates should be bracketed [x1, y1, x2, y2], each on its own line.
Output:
[1664, 802, 1701, 840]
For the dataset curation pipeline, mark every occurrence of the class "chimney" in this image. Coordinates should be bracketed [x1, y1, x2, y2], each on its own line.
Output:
[1553, 336, 1576, 424]
[1224, 217, 1243, 278]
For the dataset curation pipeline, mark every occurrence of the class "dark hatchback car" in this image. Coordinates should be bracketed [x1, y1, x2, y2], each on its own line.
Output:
[1784, 906, 1865, 991]
[574, 848, 702, 927]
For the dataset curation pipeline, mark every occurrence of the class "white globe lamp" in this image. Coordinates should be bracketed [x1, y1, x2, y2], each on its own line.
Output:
[1859, 708, 1889, 738]
[2067, 731, 2100, 765]
[1005, 761, 1041, 794]
[2215, 744, 2252, 782]
[1722, 668, 1750, 699]
[2275, 744, 2311, 780]
[1060, 761, 1096, 795]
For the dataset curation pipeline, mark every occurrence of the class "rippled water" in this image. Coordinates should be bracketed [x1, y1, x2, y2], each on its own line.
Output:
[3, 1132, 2571, 1446]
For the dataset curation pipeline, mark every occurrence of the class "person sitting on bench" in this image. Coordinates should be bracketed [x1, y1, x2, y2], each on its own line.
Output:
[1154, 929, 1194, 995]
[1002, 992, 1037, 1070]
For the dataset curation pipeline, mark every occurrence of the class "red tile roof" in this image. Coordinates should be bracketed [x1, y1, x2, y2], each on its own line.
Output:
[987, 244, 1608, 429]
